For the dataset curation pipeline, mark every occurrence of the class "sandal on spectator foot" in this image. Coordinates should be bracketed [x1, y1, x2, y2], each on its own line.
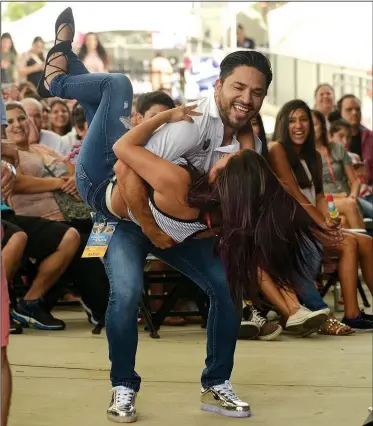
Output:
[318, 315, 355, 336]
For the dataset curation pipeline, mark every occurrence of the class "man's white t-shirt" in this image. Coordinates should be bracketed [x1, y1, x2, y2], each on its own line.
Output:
[39, 129, 72, 156]
[144, 94, 262, 172]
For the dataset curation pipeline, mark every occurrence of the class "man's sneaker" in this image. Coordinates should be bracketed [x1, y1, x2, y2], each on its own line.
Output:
[237, 319, 260, 340]
[107, 386, 137, 423]
[250, 308, 282, 341]
[9, 315, 23, 335]
[342, 310, 373, 331]
[285, 306, 329, 336]
[11, 299, 65, 331]
[201, 380, 251, 418]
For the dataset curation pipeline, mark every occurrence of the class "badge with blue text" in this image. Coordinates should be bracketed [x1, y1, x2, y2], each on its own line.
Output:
[82, 221, 118, 258]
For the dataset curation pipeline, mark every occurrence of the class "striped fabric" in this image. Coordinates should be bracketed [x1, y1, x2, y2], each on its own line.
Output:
[127, 201, 208, 243]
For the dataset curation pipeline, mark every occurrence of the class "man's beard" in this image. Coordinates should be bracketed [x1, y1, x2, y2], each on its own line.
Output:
[217, 96, 251, 131]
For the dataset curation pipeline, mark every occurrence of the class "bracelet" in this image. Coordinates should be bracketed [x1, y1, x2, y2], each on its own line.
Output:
[1, 160, 17, 177]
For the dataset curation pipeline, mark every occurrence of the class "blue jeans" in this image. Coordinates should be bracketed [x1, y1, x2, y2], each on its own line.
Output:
[49, 50, 132, 218]
[50, 52, 241, 391]
[358, 196, 373, 219]
[295, 241, 328, 311]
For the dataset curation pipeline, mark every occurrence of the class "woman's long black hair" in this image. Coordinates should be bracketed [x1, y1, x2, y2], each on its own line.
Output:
[253, 113, 268, 160]
[312, 109, 329, 150]
[273, 99, 323, 194]
[78, 32, 108, 66]
[1, 33, 17, 54]
[185, 149, 323, 308]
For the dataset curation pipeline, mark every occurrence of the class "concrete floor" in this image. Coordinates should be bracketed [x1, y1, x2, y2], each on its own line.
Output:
[7, 303, 373, 426]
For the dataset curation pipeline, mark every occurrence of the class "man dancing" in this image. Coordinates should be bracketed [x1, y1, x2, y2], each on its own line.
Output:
[39, 8, 272, 423]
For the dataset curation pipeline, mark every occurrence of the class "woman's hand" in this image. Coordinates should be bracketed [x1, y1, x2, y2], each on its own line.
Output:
[1, 163, 16, 200]
[61, 175, 80, 198]
[165, 104, 202, 123]
[1, 140, 19, 168]
[325, 214, 341, 230]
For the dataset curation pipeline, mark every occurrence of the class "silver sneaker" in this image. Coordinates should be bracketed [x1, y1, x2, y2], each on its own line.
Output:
[107, 386, 137, 423]
[201, 380, 251, 418]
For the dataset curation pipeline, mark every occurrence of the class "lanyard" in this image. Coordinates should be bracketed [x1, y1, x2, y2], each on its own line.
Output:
[323, 147, 337, 185]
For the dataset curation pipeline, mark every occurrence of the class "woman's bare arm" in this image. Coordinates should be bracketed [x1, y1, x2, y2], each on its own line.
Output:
[113, 105, 201, 195]
[344, 163, 360, 198]
[13, 173, 64, 194]
[268, 142, 327, 226]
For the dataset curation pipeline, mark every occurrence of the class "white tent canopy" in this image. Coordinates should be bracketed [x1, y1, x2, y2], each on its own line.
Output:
[267, 2, 372, 71]
[2, 2, 198, 53]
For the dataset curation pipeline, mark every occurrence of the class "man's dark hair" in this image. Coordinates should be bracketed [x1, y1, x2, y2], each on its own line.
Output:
[219, 50, 273, 90]
[337, 94, 360, 111]
[71, 103, 86, 131]
[329, 119, 352, 137]
[136, 91, 175, 116]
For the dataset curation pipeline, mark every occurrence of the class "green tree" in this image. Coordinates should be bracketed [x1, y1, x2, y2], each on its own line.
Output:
[3, 2, 46, 22]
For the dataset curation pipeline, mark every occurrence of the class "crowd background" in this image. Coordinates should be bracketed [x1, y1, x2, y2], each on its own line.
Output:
[1, 2, 372, 338]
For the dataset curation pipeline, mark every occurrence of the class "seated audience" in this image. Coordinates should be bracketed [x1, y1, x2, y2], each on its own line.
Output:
[64, 104, 87, 165]
[5, 101, 110, 327]
[312, 109, 366, 228]
[21, 98, 71, 155]
[2, 214, 80, 330]
[50, 99, 72, 137]
[269, 99, 373, 331]
[337, 94, 373, 184]
[41, 101, 51, 130]
[328, 118, 373, 219]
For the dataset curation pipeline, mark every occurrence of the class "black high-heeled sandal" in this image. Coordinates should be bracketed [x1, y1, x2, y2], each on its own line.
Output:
[37, 40, 71, 99]
[55, 7, 75, 44]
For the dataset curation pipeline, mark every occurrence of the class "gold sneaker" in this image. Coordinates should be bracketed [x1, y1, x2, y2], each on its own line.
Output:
[200, 380, 251, 418]
[107, 386, 137, 423]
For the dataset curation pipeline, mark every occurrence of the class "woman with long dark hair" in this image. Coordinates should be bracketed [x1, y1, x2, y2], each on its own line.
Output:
[269, 99, 373, 332]
[1, 33, 17, 84]
[312, 109, 367, 227]
[49, 99, 72, 136]
[78, 32, 108, 73]
[251, 113, 268, 159]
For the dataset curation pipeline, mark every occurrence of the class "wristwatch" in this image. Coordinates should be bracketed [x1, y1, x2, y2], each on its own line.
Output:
[1, 160, 17, 177]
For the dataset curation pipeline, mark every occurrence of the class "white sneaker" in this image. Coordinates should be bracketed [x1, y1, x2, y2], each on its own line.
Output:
[286, 306, 329, 336]
[107, 386, 137, 423]
[201, 380, 251, 418]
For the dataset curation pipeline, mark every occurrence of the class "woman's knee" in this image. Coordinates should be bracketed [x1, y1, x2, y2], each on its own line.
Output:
[58, 228, 81, 253]
[5, 231, 27, 251]
[344, 197, 360, 214]
[109, 73, 133, 96]
[340, 233, 359, 253]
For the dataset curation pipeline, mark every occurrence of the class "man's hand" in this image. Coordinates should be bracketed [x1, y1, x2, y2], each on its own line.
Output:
[142, 224, 176, 249]
[1, 163, 16, 200]
[1, 140, 19, 167]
